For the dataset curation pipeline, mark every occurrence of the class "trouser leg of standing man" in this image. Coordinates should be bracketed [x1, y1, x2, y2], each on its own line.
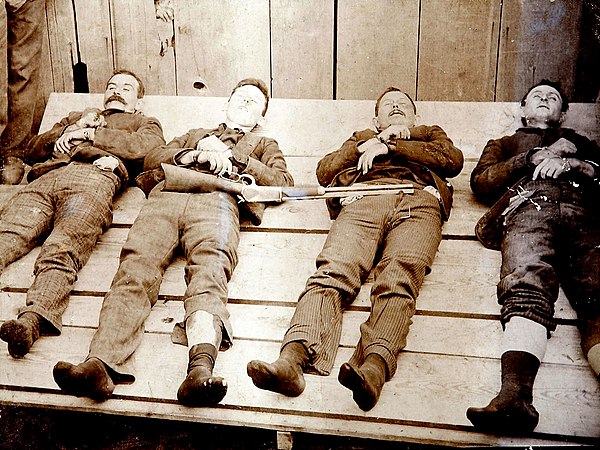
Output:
[53, 188, 182, 401]
[175, 191, 240, 406]
[1, 0, 44, 184]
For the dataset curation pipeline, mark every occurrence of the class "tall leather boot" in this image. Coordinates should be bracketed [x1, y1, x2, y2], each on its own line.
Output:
[467, 350, 540, 434]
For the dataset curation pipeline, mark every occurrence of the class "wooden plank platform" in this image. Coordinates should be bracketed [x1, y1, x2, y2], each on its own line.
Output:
[1, 93, 599, 447]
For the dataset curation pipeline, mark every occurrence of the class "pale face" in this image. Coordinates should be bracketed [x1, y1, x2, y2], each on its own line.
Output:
[225, 84, 267, 128]
[375, 91, 416, 130]
[521, 85, 563, 126]
[103, 73, 141, 112]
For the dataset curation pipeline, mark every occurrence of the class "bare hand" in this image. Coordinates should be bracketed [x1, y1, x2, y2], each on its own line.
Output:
[195, 150, 233, 176]
[54, 129, 87, 155]
[196, 135, 230, 153]
[532, 157, 570, 180]
[77, 110, 106, 129]
[530, 138, 577, 165]
[378, 124, 411, 141]
[93, 155, 120, 172]
[357, 139, 388, 174]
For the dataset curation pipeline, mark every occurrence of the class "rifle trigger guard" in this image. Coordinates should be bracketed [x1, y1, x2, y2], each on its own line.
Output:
[221, 172, 256, 186]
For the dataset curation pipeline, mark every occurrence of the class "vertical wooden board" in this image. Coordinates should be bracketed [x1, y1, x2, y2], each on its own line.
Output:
[270, 0, 334, 99]
[336, 0, 419, 100]
[44, 0, 76, 92]
[174, 0, 271, 96]
[417, 0, 501, 101]
[73, 0, 113, 93]
[496, 0, 583, 101]
[111, 0, 176, 95]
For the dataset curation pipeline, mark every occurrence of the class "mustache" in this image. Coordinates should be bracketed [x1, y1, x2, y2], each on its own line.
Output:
[105, 94, 126, 104]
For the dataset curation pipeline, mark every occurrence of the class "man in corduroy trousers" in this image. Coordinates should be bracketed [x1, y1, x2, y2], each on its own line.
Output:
[248, 87, 464, 411]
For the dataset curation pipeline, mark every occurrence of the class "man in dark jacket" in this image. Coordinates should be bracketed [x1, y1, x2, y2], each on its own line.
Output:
[0, 69, 165, 358]
[53, 78, 294, 407]
[467, 80, 600, 433]
[247, 87, 463, 411]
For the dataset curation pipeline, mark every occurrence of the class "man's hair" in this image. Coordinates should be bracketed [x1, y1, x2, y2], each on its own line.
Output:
[520, 79, 569, 112]
[375, 87, 417, 116]
[231, 78, 269, 116]
[107, 69, 145, 98]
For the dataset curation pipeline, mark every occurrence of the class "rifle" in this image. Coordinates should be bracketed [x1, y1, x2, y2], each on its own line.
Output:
[161, 163, 414, 203]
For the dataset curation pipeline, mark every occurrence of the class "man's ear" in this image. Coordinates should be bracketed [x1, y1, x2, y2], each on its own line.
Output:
[559, 111, 566, 124]
[134, 98, 144, 112]
[372, 117, 380, 129]
[256, 115, 266, 127]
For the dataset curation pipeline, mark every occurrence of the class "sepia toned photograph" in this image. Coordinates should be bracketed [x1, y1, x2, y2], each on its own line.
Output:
[1, 0, 599, 448]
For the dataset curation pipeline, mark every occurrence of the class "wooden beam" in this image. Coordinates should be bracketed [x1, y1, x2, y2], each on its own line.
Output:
[417, 0, 501, 101]
[173, 0, 270, 96]
[270, 0, 334, 99]
[496, 0, 583, 101]
[336, 0, 420, 100]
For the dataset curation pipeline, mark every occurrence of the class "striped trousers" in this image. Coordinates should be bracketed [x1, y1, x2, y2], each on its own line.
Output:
[283, 189, 442, 378]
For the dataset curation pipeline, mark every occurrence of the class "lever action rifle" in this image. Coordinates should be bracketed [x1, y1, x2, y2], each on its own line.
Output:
[161, 163, 414, 203]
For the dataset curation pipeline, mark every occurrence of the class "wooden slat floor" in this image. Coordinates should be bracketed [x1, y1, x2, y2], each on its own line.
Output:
[1, 94, 599, 447]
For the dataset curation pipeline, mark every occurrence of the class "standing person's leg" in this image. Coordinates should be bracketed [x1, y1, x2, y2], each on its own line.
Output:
[247, 194, 391, 396]
[339, 190, 441, 411]
[0, 1, 8, 142]
[1, 0, 44, 184]
[175, 192, 240, 406]
[467, 196, 559, 433]
[53, 189, 183, 400]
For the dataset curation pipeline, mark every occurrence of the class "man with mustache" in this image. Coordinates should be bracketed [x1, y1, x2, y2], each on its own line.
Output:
[467, 80, 600, 434]
[0, 69, 165, 358]
[53, 78, 294, 407]
[247, 87, 463, 411]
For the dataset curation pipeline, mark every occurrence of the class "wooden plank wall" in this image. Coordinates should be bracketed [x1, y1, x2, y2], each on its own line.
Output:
[38, 1, 584, 110]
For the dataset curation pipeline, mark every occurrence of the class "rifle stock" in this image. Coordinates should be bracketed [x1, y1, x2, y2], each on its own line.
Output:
[161, 163, 244, 196]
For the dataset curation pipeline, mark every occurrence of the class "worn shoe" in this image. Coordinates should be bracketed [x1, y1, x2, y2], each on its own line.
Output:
[0, 312, 41, 358]
[53, 357, 115, 401]
[247, 341, 309, 397]
[1, 156, 24, 184]
[466, 396, 539, 434]
[177, 343, 227, 406]
[338, 354, 387, 411]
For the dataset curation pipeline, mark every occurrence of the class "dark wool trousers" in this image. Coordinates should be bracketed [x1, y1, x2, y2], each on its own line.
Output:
[499, 179, 600, 355]
[283, 189, 442, 378]
[0, 163, 118, 331]
[88, 187, 240, 380]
